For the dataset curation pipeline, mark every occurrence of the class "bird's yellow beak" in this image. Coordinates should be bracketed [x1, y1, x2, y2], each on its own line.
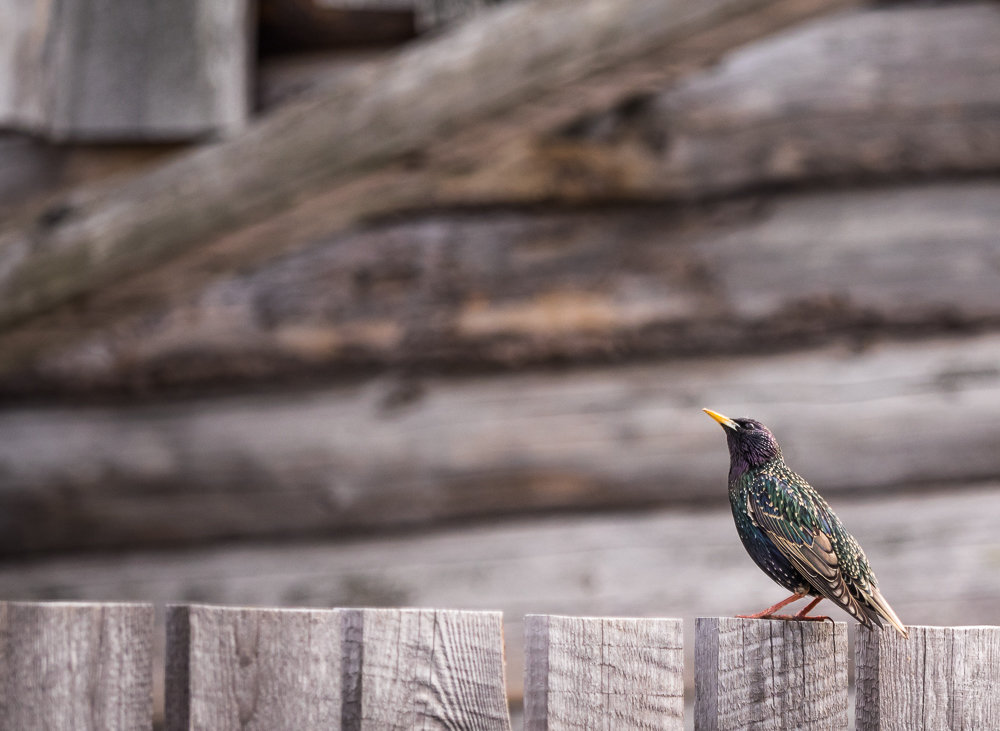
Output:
[703, 408, 738, 430]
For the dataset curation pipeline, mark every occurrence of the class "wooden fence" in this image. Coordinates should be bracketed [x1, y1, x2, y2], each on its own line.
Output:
[0, 603, 997, 730]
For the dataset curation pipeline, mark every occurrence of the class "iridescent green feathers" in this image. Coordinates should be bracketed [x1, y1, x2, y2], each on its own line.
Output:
[743, 465, 907, 636]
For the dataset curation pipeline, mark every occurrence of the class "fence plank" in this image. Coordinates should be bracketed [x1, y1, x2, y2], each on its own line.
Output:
[166, 605, 510, 730]
[695, 617, 847, 730]
[346, 608, 511, 730]
[856, 624, 1000, 730]
[524, 615, 683, 730]
[0, 601, 153, 729]
[165, 604, 344, 730]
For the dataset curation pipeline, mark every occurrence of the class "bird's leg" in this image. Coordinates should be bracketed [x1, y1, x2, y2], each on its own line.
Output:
[736, 592, 806, 619]
[768, 596, 834, 623]
[792, 596, 833, 623]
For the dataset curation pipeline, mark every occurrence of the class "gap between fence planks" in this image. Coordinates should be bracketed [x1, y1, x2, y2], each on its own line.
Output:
[695, 617, 848, 730]
[856, 624, 1000, 730]
[0, 601, 154, 730]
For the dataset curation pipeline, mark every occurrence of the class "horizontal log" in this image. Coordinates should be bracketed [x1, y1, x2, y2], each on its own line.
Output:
[3, 334, 1000, 553]
[0, 488, 995, 701]
[0, 0, 854, 330]
[4, 180, 999, 393]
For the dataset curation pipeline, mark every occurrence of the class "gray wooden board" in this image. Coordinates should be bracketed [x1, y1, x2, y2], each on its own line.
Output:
[0, 601, 154, 730]
[4, 333, 1000, 552]
[165, 605, 509, 730]
[346, 608, 511, 730]
[695, 617, 848, 730]
[0, 488, 997, 704]
[856, 624, 1000, 730]
[3, 180, 1000, 394]
[0, 0, 249, 140]
[166, 605, 344, 730]
[524, 615, 683, 730]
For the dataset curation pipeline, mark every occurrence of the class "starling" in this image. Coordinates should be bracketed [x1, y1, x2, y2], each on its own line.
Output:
[703, 408, 908, 637]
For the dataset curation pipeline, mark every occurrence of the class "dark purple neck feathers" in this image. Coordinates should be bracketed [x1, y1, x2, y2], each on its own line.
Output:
[725, 424, 782, 483]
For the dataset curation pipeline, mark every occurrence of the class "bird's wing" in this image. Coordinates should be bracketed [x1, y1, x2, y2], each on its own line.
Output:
[746, 476, 878, 627]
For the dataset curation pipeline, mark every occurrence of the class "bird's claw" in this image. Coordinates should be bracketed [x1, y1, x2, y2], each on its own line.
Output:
[735, 613, 834, 623]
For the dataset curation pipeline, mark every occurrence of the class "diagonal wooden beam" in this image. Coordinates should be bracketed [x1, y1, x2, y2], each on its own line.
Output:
[0, 0, 859, 332]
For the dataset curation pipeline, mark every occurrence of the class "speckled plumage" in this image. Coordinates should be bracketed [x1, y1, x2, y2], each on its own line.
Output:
[705, 409, 908, 637]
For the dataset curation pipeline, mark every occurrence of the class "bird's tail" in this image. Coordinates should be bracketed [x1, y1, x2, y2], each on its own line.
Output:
[866, 586, 908, 638]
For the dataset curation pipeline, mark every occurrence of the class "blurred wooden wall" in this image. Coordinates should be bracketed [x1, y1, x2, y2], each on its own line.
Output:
[0, 0, 999, 710]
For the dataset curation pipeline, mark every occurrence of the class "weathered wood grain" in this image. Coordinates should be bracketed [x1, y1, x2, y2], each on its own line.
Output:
[695, 617, 848, 729]
[0, 0, 250, 141]
[344, 608, 511, 730]
[6, 181, 996, 394]
[166, 605, 509, 730]
[0, 601, 154, 729]
[3, 5, 996, 388]
[524, 615, 683, 730]
[165, 604, 345, 730]
[2, 333, 1000, 552]
[512, 3, 1000, 199]
[0, 0, 858, 330]
[0, 133, 184, 219]
[856, 624, 1000, 730]
[256, 4, 1000, 201]
[0, 488, 994, 704]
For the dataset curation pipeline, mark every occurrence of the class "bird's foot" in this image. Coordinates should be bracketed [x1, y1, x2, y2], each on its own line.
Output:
[762, 613, 834, 623]
[736, 593, 807, 619]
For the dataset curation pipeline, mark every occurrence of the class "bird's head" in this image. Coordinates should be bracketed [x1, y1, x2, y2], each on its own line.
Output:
[703, 409, 782, 479]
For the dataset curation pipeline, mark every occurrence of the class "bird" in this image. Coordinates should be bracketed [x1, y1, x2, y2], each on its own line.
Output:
[703, 408, 908, 637]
